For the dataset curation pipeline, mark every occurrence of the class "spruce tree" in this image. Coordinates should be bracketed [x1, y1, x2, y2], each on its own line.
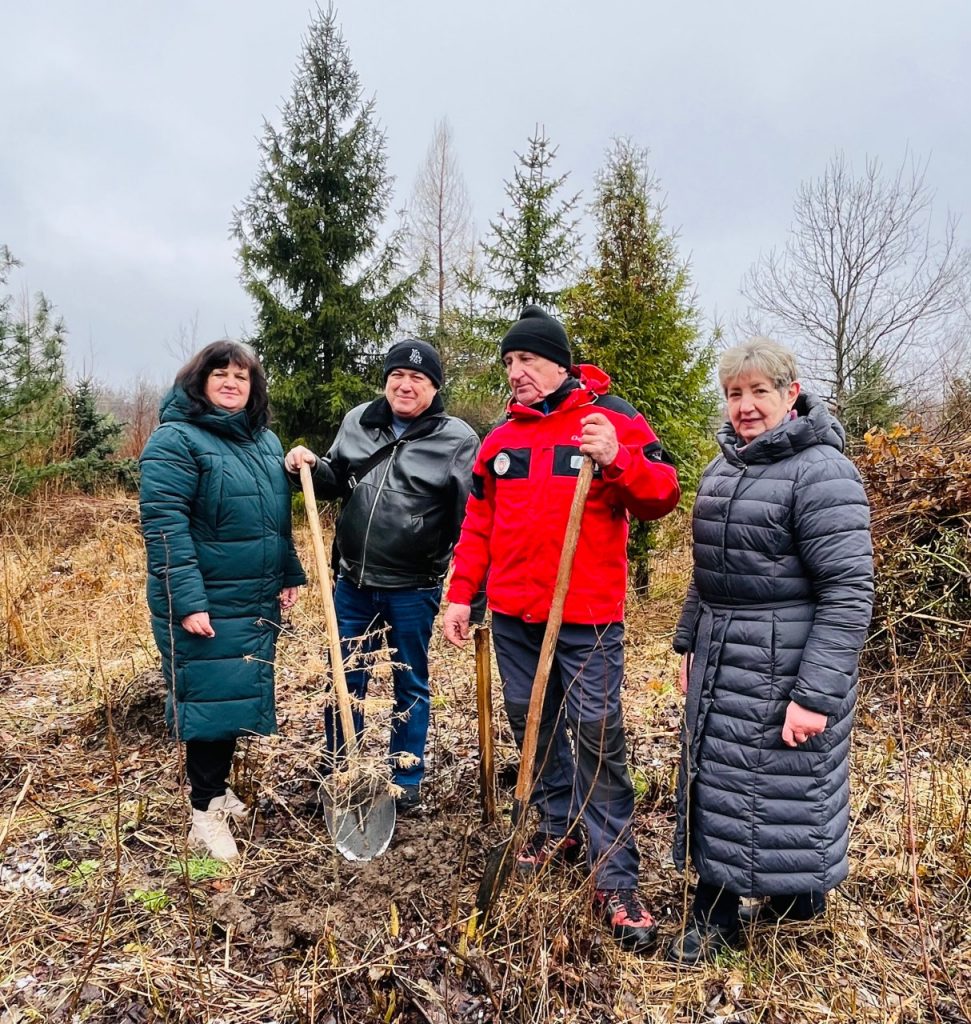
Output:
[233, 4, 415, 450]
[0, 246, 68, 493]
[483, 127, 581, 316]
[561, 141, 718, 582]
[60, 378, 135, 492]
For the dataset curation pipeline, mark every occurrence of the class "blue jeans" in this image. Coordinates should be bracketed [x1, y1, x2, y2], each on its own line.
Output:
[325, 577, 442, 787]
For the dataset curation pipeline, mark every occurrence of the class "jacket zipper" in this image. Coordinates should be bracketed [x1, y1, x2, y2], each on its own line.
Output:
[721, 463, 747, 576]
[358, 442, 401, 584]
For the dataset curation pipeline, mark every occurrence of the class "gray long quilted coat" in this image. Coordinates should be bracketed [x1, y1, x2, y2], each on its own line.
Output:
[673, 393, 873, 897]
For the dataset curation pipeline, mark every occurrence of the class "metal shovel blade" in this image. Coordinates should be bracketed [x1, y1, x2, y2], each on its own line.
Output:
[319, 773, 396, 862]
[475, 834, 515, 922]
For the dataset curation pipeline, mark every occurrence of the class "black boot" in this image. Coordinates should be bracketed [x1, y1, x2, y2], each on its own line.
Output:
[667, 919, 740, 965]
[668, 881, 741, 965]
[739, 890, 826, 926]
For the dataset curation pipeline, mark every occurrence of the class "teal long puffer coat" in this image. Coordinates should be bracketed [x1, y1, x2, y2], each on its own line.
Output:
[139, 388, 306, 742]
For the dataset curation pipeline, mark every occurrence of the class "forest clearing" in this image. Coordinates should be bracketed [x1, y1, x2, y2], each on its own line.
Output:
[1, 426, 969, 1023]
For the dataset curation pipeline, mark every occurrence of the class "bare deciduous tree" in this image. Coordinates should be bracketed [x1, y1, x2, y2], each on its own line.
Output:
[741, 152, 970, 421]
[405, 118, 473, 333]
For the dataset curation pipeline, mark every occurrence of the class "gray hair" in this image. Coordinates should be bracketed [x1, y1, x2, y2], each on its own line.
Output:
[718, 336, 799, 393]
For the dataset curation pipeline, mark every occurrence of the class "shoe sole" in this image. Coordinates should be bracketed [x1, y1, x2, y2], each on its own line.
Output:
[186, 838, 238, 863]
[614, 923, 659, 953]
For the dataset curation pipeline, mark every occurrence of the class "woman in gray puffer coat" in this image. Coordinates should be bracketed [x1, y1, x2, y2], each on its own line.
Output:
[668, 337, 874, 965]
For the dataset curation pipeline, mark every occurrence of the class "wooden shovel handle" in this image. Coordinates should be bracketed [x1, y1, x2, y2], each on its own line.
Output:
[300, 463, 357, 753]
[514, 456, 595, 808]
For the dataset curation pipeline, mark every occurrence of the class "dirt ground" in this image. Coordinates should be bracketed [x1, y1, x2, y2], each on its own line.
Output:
[1, 506, 969, 1023]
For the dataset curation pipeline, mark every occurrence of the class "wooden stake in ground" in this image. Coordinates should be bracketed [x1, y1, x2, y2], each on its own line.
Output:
[475, 625, 496, 825]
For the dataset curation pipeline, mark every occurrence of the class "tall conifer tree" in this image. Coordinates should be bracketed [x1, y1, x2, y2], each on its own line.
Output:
[483, 127, 581, 316]
[233, 4, 415, 449]
[563, 140, 717, 490]
[563, 142, 718, 581]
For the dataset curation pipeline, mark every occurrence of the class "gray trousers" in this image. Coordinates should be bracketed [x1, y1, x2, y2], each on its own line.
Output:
[491, 613, 640, 889]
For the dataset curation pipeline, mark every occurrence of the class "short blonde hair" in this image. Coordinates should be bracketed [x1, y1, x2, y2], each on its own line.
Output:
[718, 337, 799, 394]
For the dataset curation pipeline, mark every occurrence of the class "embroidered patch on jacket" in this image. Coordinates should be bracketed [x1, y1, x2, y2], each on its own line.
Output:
[488, 448, 530, 479]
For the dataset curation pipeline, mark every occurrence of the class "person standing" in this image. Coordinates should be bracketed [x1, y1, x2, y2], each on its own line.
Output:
[140, 340, 305, 862]
[668, 337, 874, 964]
[285, 340, 478, 814]
[442, 305, 680, 953]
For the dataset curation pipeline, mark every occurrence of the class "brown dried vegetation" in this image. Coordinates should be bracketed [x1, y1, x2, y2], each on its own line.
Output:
[0, 449, 969, 1022]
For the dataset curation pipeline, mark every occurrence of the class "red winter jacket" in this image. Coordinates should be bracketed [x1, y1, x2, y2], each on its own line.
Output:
[447, 365, 680, 624]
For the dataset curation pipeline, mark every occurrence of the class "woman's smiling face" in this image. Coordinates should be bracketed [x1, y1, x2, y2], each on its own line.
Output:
[205, 362, 251, 412]
[725, 372, 800, 444]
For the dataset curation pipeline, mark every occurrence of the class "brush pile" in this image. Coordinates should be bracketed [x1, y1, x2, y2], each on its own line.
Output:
[855, 425, 971, 706]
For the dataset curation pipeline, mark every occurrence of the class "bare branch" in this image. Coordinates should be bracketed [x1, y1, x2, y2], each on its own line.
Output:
[741, 151, 970, 422]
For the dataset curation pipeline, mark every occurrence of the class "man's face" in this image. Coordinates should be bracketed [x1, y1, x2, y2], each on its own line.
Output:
[385, 368, 436, 419]
[503, 350, 567, 406]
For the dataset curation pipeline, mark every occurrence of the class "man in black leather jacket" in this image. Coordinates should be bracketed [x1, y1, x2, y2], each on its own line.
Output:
[285, 340, 478, 813]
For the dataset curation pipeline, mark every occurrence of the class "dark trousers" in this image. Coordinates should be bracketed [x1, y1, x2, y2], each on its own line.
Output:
[491, 613, 639, 890]
[185, 739, 236, 811]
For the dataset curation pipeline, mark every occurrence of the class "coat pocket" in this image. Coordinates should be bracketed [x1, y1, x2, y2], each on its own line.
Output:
[196, 456, 225, 533]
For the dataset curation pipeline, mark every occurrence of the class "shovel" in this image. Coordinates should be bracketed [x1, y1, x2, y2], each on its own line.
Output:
[300, 463, 396, 861]
[474, 625, 497, 825]
[473, 454, 595, 926]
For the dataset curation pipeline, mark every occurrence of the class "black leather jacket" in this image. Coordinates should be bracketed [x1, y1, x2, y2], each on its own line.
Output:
[306, 395, 479, 589]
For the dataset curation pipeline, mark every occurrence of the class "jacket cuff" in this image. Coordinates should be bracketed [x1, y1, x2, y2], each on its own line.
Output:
[446, 583, 474, 606]
[601, 445, 631, 480]
[789, 688, 840, 717]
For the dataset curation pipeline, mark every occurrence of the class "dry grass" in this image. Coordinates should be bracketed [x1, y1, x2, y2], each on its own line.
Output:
[0, 489, 969, 1022]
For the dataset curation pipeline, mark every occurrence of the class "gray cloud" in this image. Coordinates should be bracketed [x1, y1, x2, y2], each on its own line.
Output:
[2, 0, 968, 386]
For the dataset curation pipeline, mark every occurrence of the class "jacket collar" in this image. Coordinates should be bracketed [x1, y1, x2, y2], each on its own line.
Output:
[360, 392, 446, 432]
[158, 386, 259, 443]
[718, 392, 847, 466]
[506, 363, 611, 419]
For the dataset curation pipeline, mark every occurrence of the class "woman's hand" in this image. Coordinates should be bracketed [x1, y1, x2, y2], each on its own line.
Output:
[678, 653, 693, 694]
[280, 586, 300, 611]
[284, 445, 318, 473]
[182, 612, 215, 637]
[782, 701, 827, 747]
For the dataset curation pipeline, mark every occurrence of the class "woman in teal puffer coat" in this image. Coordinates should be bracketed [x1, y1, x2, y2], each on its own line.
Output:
[139, 340, 305, 861]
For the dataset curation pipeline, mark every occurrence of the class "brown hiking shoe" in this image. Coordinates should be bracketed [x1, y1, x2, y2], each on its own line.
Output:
[515, 831, 583, 875]
[593, 888, 658, 952]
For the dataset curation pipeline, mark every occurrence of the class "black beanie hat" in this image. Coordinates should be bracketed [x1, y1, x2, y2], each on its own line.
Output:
[500, 305, 572, 370]
[383, 339, 443, 389]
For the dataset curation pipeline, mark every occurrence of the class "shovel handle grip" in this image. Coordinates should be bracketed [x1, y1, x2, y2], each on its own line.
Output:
[300, 463, 357, 753]
[514, 456, 595, 807]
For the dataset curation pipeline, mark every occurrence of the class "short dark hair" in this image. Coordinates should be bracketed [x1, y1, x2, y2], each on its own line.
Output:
[174, 340, 270, 429]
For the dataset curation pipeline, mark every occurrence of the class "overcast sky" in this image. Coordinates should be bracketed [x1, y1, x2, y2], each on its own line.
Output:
[2, 0, 969, 388]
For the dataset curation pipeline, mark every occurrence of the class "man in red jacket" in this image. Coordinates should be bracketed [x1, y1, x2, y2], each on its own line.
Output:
[443, 305, 680, 952]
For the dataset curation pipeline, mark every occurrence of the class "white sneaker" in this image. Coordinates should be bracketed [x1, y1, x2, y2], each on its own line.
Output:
[187, 804, 239, 862]
[214, 788, 249, 820]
